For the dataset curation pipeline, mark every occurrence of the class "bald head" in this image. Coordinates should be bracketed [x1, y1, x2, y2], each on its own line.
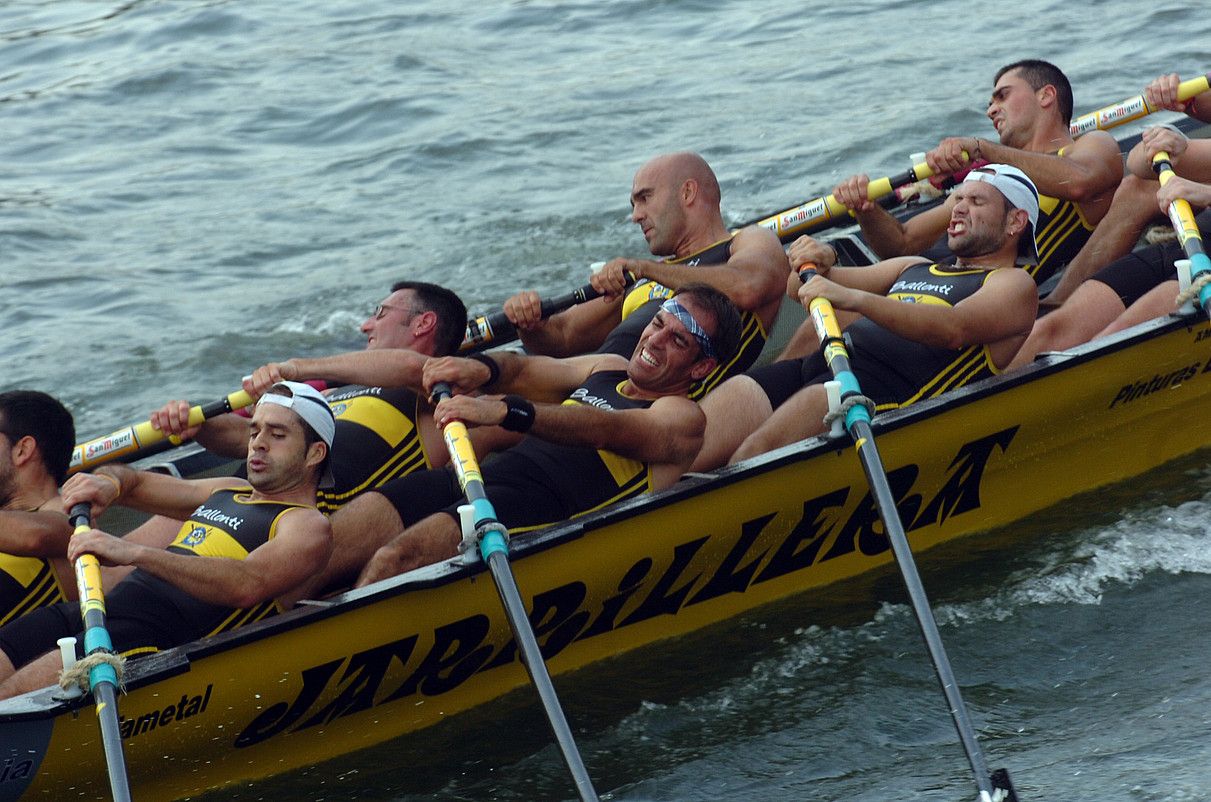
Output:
[637, 152, 721, 208]
[630, 152, 725, 257]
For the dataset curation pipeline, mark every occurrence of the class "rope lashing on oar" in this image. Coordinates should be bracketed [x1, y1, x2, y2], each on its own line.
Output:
[822, 393, 876, 428]
[1175, 272, 1211, 307]
[59, 651, 126, 694]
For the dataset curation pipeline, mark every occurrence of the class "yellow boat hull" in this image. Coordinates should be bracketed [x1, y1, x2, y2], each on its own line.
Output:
[4, 314, 1211, 800]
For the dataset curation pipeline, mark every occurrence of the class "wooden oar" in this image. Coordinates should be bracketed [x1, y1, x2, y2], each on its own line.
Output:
[66, 503, 133, 802]
[461, 281, 602, 352]
[1070, 73, 1211, 136]
[430, 383, 599, 802]
[69, 389, 253, 474]
[1152, 150, 1211, 315]
[796, 270, 1018, 802]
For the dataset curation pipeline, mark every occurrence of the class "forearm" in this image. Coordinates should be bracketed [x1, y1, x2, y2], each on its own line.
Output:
[638, 260, 767, 310]
[852, 204, 917, 258]
[980, 137, 1118, 201]
[98, 465, 218, 521]
[0, 512, 70, 557]
[194, 413, 251, 458]
[131, 548, 269, 608]
[848, 294, 969, 349]
[291, 350, 427, 389]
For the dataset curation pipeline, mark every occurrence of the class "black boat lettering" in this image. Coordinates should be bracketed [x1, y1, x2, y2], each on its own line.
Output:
[910, 426, 1018, 530]
[620, 537, 708, 626]
[753, 487, 849, 584]
[120, 684, 213, 740]
[687, 513, 776, 606]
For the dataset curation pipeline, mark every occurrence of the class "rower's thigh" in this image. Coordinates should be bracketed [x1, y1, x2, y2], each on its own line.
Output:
[1098, 280, 1180, 338]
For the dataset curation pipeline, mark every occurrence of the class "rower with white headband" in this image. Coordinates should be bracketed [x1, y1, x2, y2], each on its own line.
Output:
[0, 382, 333, 700]
[691, 164, 1043, 471]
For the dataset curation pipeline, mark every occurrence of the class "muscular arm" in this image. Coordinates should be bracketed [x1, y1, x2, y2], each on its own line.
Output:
[62, 464, 243, 522]
[437, 392, 705, 466]
[977, 132, 1123, 215]
[516, 295, 625, 357]
[635, 226, 789, 316]
[68, 507, 332, 609]
[251, 350, 429, 392]
[0, 511, 71, 558]
[423, 351, 623, 403]
[850, 199, 954, 260]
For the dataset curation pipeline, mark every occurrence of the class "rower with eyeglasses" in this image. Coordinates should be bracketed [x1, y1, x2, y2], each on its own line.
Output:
[126, 283, 470, 577]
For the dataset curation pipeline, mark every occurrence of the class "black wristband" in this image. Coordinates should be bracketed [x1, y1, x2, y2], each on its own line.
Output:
[500, 395, 535, 433]
[467, 353, 500, 388]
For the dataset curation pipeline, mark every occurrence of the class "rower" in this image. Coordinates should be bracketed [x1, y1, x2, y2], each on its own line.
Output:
[150, 280, 469, 514]
[300, 284, 743, 592]
[0, 382, 334, 700]
[1010, 76, 1211, 367]
[692, 164, 1041, 470]
[0, 391, 76, 624]
[501, 151, 789, 397]
[819, 60, 1122, 298]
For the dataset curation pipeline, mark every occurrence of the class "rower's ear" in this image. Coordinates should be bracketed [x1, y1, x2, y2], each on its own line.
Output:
[1036, 82, 1058, 112]
[680, 178, 699, 206]
[412, 309, 438, 339]
[689, 357, 717, 381]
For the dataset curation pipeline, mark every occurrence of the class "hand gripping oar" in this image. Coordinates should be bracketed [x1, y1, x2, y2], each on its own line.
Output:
[461, 282, 603, 352]
[797, 269, 1019, 802]
[1152, 151, 1211, 316]
[65, 503, 133, 802]
[1070, 73, 1211, 136]
[746, 156, 954, 241]
[430, 383, 599, 802]
[460, 270, 638, 353]
[69, 389, 253, 475]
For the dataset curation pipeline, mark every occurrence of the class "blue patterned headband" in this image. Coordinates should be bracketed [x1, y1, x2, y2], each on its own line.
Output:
[659, 298, 717, 361]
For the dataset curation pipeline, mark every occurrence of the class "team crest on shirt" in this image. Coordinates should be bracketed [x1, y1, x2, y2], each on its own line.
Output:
[182, 526, 208, 547]
[330, 402, 349, 417]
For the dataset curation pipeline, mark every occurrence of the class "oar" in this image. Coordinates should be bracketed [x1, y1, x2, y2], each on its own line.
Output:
[1070, 73, 1211, 136]
[744, 157, 951, 241]
[796, 269, 1018, 802]
[66, 503, 133, 802]
[69, 389, 253, 474]
[461, 281, 602, 352]
[430, 382, 599, 802]
[1152, 150, 1211, 315]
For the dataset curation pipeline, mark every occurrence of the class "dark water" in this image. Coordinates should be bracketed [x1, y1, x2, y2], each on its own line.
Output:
[5, 1, 1211, 799]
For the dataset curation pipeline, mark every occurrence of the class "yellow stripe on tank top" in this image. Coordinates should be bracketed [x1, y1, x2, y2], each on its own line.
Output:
[333, 395, 416, 448]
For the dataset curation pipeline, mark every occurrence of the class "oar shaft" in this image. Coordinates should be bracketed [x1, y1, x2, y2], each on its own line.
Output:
[1152, 152, 1211, 315]
[431, 385, 599, 801]
[67, 504, 133, 802]
[69, 389, 253, 474]
[751, 158, 946, 241]
[1071, 73, 1210, 136]
[800, 277, 1014, 800]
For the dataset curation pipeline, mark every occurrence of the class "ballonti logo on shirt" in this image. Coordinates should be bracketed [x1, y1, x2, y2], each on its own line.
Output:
[568, 388, 617, 410]
[890, 280, 952, 295]
[191, 507, 245, 531]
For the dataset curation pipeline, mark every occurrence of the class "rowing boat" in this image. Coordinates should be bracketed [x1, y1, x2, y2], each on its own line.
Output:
[4, 122, 1210, 802]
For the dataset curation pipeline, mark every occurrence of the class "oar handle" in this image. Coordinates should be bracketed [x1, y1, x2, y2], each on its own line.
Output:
[752, 153, 965, 241]
[1151, 151, 1211, 315]
[1071, 72, 1211, 136]
[460, 271, 637, 352]
[69, 389, 254, 475]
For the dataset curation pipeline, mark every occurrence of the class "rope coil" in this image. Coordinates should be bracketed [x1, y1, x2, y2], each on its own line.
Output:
[1175, 271, 1211, 308]
[59, 651, 126, 693]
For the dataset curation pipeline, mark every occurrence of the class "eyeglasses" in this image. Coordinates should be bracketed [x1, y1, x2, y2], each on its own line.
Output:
[372, 303, 422, 321]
